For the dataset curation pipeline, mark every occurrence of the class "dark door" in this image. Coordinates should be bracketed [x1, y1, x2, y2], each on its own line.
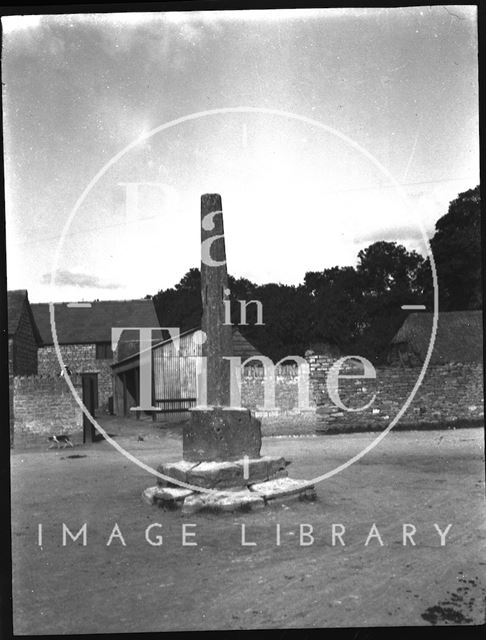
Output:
[82, 373, 98, 443]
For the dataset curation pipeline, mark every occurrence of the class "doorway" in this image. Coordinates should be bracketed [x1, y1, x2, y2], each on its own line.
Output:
[81, 373, 98, 443]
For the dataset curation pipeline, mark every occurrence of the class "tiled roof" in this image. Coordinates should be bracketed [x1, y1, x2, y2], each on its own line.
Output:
[31, 299, 160, 345]
[391, 310, 483, 364]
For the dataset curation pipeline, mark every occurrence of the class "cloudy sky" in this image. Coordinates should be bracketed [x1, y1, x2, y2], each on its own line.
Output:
[2, 6, 479, 302]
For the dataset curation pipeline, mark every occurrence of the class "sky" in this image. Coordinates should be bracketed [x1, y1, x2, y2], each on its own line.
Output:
[2, 6, 479, 302]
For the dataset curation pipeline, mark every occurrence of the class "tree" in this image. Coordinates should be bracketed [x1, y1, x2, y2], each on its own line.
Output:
[354, 242, 427, 362]
[151, 239, 434, 364]
[304, 266, 364, 352]
[175, 268, 201, 293]
[245, 282, 313, 361]
[152, 268, 202, 332]
[357, 241, 425, 298]
[426, 186, 481, 311]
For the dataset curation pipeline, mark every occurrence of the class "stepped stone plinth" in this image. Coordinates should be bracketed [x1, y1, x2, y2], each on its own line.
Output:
[143, 194, 316, 514]
[157, 455, 289, 490]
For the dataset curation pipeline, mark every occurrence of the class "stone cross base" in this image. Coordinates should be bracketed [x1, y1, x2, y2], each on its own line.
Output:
[183, 407, 262, 462]
[157, 455, 290, 489]
[143, 477, 317, 514]
[144, 406, 317, 514]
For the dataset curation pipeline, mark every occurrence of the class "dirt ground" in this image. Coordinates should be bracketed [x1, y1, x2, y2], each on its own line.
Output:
[10, 418, 486, 634]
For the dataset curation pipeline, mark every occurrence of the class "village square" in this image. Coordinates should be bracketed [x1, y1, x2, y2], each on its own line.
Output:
[8, 186, 485, 632]
[4, 6, 483, 635]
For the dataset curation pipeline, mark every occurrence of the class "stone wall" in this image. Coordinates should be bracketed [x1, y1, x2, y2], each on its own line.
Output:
[308, 354, 484, 433]
[241, 364, 314, 414]
[236, 354, 483, 434]
[239, 364, 316, 435]
[307, 353, 337, 407]
[38, 344, 113, 409]
[12, 375, 83, 448]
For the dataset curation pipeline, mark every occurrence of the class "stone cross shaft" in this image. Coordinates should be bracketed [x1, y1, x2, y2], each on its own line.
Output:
[200, 193, 233, 407]
[149, 192, 310, 501]
[182, 193, 261, 463]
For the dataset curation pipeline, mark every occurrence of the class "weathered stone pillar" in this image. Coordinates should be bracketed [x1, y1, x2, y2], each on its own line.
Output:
[146, 193, 315, 512]
[200, 193, 233, 407]
[183, 194, 262, 462]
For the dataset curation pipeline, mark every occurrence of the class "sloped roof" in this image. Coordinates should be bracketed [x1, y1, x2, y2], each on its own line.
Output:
[31, 299, 159, 345]
[232, 328, 262, 360]
[7, 290, 42, 344]
[391, 310, 483, 364]
[112, 326, 262, 369]
[7, 290, 27, 336]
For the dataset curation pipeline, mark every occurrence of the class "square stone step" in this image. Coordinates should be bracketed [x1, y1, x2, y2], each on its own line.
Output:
[157, 456, 290, 489]
[156, 460, 198, 485]
[249, 477, 316, 502]
[181, 489, 265, 515]
[188, 460, 245, 488]
[142, 485, 193, 506]
[143, 477, 317, 513]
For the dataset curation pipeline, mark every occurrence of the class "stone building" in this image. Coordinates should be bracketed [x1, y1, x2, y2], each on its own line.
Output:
[7, 290, 43, 445]
[32, 298, 160, 412]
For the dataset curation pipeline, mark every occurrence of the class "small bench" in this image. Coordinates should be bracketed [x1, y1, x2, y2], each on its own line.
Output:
[130, 407, 165, 422]
[130, 399, 196, 421]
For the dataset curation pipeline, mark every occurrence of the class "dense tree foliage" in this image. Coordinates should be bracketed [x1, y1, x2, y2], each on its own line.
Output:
[422, 185, 481, 311]
[151, 187, 481, 363]
[152, 267, 201, 333]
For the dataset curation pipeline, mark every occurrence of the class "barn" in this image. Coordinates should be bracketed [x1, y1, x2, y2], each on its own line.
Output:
[389, 310, 483, 366]
[7, 289, 42, 376]
[7, 290, 43, 446]
[111, 327, 262, 419]
[31, 298, 160, 413]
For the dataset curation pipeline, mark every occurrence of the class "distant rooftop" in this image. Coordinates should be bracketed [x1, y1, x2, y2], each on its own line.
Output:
[31, 298, 159, 345]
[391, 310, 483, 364]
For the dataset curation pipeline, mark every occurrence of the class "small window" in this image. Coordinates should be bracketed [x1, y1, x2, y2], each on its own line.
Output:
[96, 343, 113, 360]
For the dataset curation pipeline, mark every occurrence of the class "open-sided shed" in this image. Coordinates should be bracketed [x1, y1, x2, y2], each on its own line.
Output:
[111, 327, 262, 419]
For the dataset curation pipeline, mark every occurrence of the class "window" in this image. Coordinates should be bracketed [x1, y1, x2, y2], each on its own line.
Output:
[96, 343, 112, 360]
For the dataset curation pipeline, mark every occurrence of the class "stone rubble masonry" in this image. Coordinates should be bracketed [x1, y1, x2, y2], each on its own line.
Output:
[240, 354, 483, 433]
[12, 375, 83, 448]
[308, 354, 484, 433]
[38, 344, 113, 409]
[17, 348, 481, 445]
[241, 363, 315, 415]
